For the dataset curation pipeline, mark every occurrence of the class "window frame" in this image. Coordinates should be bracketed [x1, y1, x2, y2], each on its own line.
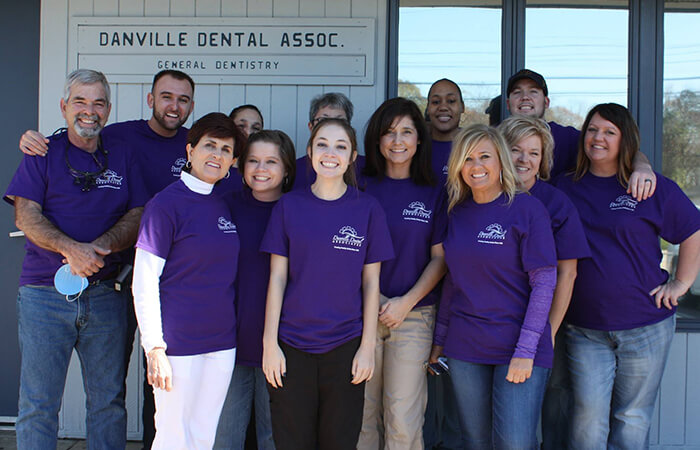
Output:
[388, 0, 700, 331]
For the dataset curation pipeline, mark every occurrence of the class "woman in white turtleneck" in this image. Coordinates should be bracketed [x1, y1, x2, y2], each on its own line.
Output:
[132, 112, 245, 449]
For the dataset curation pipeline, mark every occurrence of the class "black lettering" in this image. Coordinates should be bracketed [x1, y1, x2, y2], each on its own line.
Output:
[221, 33, 231, 47]
[260, 33, 268, 47]
[179, 32, 187, 46]
[280, 33, 290, 47]
[111, 33, 120, 46]
[123, 32, 133, 46]
[329, 33, 338, 47]
[198, 32, 206, 46]
[247, 33, 257, 46]
[273, 61, 279, 69]
[209, 32, 218, 46]
[155, 32, 164, 46]
[292, 32, 302, 47]
[216, 61, 222, 69]
[99, 32, 108, 46]
[265, 61, 271, 69]
[305, 32, 314, 47]
[157, 60, 163, 69]
[317, 33, 326, 47]
[136, 32, 147, 46]
[235, 32, 244, 46]
[166, 32, 175, 46]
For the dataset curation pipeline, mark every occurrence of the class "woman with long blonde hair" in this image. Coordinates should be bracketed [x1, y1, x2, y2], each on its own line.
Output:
[430, 124, 557, 449]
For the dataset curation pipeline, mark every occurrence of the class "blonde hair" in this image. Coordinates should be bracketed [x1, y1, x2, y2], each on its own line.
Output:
[498, 116, 554, 181]
[447, 124, 520, 212]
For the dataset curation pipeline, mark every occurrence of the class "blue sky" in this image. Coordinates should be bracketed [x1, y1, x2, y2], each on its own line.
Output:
[399, 6, 700, 118]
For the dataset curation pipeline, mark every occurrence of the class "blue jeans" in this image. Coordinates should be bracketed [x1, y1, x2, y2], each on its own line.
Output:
[541, 326, 571, 450]
[423, 373, 464, 449]
[16, 283, 127, 449]
[214, 365, 275, 450]
[447, 358, 550, 450]
[567, 316, 675, 450]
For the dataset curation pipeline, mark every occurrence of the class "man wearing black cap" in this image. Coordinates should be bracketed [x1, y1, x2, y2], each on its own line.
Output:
[506, 69, 655, 199]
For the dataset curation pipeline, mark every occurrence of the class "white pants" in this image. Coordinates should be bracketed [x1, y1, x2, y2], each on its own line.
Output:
[152, 348, 236, 450]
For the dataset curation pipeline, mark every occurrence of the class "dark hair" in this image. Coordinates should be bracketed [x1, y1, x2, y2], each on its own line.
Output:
[363, 98, 434, 185]
[238, 130, 296, 193]
[229, 104, 264, 127]
[307, 118, 359, 188]
[574, 103, 638, 187]
[187, 112, 246, 151]
[308, 92, 354, 123]
[427, 78, 464, 104]
[151, 70, 195, 94]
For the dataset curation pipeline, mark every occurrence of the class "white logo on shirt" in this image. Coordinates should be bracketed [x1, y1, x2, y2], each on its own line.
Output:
[477, 223, 507, 245]
[609, 195, 638, 212]
[332, 226, 365, 252]
[95, 169, 123, 189]
[403, 201, 432, 223]
[442, 164, 448, 176]
[217, 217, 237, 233]
[171, 158, 187, 176]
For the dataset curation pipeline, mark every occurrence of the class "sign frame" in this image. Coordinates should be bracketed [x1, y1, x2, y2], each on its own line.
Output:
[68, 16, 376, 85]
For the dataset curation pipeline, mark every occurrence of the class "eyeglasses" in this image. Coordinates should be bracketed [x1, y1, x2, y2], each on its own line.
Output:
[55, 128, 109, 192]
[311, 115, 348, 126]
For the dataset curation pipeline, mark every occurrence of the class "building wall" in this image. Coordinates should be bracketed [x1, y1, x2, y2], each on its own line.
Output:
[40, 0, 389, 156]
[0, 0, 40, 422]
[650, 332, 700, 449]
[39, 0, 388, 439]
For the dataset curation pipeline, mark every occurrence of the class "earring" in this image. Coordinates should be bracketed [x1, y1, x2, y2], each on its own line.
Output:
[284, 175, 289, 186]
[499, 171, 503, 184]
[185, 160, 192, 169]
[224, 170, 231, 179]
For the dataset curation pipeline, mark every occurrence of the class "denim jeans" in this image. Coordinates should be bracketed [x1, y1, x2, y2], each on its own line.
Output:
[446, 358, 550, 450]
[424, 372, 464, 450]
[16, 283, 127, 449]
[214, 365, 275, 450]
[541, 326, 571, 450]
[567, 315, 675, 450]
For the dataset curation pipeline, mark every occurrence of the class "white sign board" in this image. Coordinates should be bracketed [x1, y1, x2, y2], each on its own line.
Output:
[68, 17, 376, 85]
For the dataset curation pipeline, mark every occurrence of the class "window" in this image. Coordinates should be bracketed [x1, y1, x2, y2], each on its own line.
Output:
[663, 2, 700, 320]
[398, 1, 502, 125]
[525, 1, 629, 127]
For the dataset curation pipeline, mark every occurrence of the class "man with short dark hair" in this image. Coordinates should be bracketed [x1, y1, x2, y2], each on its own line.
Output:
[5, 69, 147, 448]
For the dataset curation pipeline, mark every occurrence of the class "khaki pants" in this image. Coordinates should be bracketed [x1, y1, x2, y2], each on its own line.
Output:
[358, 305, 435, 450]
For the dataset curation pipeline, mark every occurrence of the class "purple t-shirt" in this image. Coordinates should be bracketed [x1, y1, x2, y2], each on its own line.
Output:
[214, 167, 244, 198]
[439, 193, 557, 368]
[554, 172, 700, 331]
[260, 185, 394, 353]
[292, 154, 366, 191]
[103, 120, 188, 198]
[136, 180, 239, 356]
[225, 188, 276, 367]
[431, 139, 452, 186]
[530, 180, 591, 261]
[549, 121, 580, 179]
[362, 177, 447, 308]
[4, 131, 148, 286]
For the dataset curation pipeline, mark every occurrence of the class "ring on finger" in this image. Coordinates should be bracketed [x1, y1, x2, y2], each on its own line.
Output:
[644, 178, 653, 184]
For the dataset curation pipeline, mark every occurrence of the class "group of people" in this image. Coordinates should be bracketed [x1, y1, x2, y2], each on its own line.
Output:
[6, 65, 700, 450]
